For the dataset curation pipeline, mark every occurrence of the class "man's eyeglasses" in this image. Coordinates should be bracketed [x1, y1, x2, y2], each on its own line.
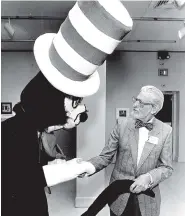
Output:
[132, 96, 153, 108]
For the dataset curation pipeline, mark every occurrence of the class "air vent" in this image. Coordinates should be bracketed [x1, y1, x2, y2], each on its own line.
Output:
[153, 0, 175, 9]
[153, 0, 185, 9]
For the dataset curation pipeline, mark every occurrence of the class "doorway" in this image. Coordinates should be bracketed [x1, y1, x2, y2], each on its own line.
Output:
[155, 91, 179, 161]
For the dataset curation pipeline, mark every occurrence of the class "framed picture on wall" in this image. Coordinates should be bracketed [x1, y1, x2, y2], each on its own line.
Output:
[1, 102, 15, 121]
[1, 102, 12, 114]
[116, 108, 129, 119]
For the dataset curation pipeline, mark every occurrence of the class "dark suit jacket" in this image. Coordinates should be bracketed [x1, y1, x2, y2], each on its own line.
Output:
[89, 116, 173, 216]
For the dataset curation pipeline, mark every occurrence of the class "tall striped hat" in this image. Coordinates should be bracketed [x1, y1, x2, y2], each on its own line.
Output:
[34, 0, 133, 97]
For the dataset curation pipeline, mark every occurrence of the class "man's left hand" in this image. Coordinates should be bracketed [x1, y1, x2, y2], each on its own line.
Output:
[130, 174, 151, 193]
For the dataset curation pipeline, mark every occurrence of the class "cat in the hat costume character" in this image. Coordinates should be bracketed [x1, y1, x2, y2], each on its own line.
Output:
[1, 1, 133, 216]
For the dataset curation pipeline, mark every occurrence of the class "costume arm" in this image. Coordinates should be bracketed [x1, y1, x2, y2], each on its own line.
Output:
[43, 159, 95, 187]
[148, 127, 173, 187]
[81, 183, 116, 216]
[88, 121, 120, 174]
[81, 180, 155, 216]
[81, 180, 127, 216]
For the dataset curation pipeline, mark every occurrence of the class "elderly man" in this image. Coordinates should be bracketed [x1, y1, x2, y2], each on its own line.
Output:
[83, 85, 173, 216]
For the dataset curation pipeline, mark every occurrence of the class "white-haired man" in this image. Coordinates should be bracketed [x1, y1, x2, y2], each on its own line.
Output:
[83, 85, 173, 216]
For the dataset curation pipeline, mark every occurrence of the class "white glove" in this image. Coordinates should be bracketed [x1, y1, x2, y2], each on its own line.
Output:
[48, 159, 66, 165]
[65, 158, 96, 176]
[43, 158, 95, 187]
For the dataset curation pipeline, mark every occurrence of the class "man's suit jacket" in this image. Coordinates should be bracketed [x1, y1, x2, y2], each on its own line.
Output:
[89, 116, 173, 216]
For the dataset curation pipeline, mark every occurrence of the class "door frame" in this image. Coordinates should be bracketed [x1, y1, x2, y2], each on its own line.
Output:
[163, 91, 179, 161]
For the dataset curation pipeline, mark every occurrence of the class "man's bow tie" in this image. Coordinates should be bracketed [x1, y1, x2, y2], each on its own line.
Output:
[135, 119, 153, 131]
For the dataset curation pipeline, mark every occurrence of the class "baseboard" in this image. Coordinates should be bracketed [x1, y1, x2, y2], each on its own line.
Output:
[75, 197, 96, 208]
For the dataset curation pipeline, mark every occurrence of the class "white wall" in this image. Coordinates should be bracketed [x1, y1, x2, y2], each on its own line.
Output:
[1, 52, 39, 106]
[76, 62, 107, 208]
[106, 51, 185, 163]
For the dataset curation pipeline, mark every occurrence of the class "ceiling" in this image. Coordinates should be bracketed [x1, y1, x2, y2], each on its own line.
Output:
[1, 0, 185, 51]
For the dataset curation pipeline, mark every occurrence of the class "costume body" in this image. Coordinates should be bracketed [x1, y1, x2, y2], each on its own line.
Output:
[81, 179, 155, 216]
[2, 113, 49, 216]
[89, 116, 173, 216]
[1, 72, 76, 216]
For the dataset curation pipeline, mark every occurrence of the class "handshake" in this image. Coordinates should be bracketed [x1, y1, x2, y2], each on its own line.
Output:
[43, 158, 96, 187]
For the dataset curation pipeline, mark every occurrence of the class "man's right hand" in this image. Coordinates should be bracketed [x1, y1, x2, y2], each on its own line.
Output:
[78, 162, 96, 178]
[78, 173, 87, 178]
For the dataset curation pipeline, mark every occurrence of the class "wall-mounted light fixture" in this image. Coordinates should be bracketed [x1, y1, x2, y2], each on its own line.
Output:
[157, 51, 170, 60]
[178, 21, 185, 39]
[4, 18, 15, 39]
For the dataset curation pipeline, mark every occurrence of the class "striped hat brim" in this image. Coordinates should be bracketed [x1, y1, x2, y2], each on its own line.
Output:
[33, 33, 100, 97]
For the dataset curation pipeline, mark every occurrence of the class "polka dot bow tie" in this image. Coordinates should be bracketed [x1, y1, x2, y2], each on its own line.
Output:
[135, 119, 153, 131]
